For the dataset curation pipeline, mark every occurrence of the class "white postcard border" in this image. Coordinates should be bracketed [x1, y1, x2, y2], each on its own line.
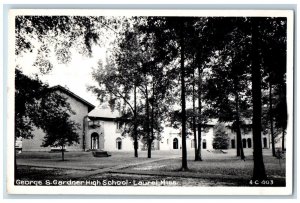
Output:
[6, 9, 294, 195]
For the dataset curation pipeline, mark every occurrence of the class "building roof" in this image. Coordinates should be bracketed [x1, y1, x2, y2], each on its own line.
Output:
[52, 85, 95, 112]
[88, 108, 120, 119]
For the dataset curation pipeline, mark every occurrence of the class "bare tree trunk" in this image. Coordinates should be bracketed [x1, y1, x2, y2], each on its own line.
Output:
[14, 136, 17, 183]
[234, 80, 245, 160]
[236, 130, 241, 156]
[134, 85, 138, 157]
[251, 18, 266, 180]
[282, 128, 285, 151]
[269, 82, 276, 156]
[192, 70, 198, 160]
[151, 83, 155, 150]
[236, 121, 245, 160]
[145, 84, 151, 158]
[180, 21, 188, 171]
[61, 145, 65, 161]
[196, 66, 202, 161]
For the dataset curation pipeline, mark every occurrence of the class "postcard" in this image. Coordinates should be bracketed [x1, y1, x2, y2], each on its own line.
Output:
[6, 9, 294, 195]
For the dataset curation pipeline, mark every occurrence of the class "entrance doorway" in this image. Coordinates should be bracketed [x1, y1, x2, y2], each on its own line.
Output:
[116, 137, 122, 150]
[91, 132, 99, 149]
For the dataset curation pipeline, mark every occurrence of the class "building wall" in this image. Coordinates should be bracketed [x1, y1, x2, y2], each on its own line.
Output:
[275, 134, 286, 150]
[159, 126, 215, 150]
[86, 120, 141, 151]
[159, 125, 270, 151]
[22, 91, 89, 151]
[22, 127, 51, 151]
[86, 119, 162, 152]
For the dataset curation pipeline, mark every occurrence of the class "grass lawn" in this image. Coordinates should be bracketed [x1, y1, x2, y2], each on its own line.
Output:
[130, 150, 285, 177]
[15, 148, 286, 186]
[122, 149, 286, 186]
[16, 150, 177, 170]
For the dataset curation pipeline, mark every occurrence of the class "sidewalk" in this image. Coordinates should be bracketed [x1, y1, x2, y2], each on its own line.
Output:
[17, 154, 181, 179]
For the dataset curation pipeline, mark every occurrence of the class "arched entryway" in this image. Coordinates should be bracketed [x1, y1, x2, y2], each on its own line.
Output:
[116, 137, 122, 150]
[231, 139, 235, 149]
[247, 138, 252, 148]
[173, 138, 178, 149]
[91, 132, 99, 150]
[263, 137, 267, 148]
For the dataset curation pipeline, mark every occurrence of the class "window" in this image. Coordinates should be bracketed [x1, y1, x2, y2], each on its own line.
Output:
[116, 122, 123, 130]
[202, 139, 207, 149]
[116, 137, 122, 150]
[247, 138, 252, 148]
[231, 139, 235, 149]
[263, 137, 267, 148]
[173, 138, 178, 149]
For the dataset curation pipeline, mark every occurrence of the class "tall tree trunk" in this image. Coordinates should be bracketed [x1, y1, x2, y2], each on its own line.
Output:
[134, 85, 138, 157]
[279, 83, 287, 152]
[180, 21, 188, 171]
[269, 81, 276, 156]
[236, 120, 244, 160]
[251, 18, 266, 180]
[236, 129, 241, 156]
[145, 84, 151, 158]
[234, 81, 245, 160]
[14, 137, 17, 184]
[151, 108, 155, 150]
[282, 128, 285, 151]
[196, 66, 202, 161]
[151, 83, 155, 150]
[61, 145, 64, 161]
[192, 70, 198, 160]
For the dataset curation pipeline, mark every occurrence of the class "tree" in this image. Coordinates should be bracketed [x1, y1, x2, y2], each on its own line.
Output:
[15, 16, 117, 71]
[204, 18, 257, 160]
[189, 18, 244, 161]
[15, 68, 48, 139]
[41, 113, 80, 161]
[251, 17, 267, 180]
[89, 58, 140, 157]
[89, 20, 168, 158]
[212, 123, 230, 149]
[92, 17, 177, 158]
[142, 17, 206, 170]
[260, 17, 287, 154]
[15, 68, 80, 161]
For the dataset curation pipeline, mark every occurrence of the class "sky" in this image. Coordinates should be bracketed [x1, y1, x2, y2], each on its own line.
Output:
[16, 36, 109, 108]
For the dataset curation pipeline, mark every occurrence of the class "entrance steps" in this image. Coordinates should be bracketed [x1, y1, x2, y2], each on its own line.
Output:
[90, 150, 111, 157]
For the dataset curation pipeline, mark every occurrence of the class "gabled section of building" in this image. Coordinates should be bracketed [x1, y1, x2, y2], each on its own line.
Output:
[22, 85, 95, 151]
[20, 86, 272, 152]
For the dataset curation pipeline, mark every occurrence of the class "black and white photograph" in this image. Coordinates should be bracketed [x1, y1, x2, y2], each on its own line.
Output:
[6, 9, 294, 195]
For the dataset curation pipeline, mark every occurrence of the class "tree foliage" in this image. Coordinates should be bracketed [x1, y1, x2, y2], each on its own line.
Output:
[212, 123, 230, 150]
[16, 15, 288, 177]
[15, 68, 80, 160]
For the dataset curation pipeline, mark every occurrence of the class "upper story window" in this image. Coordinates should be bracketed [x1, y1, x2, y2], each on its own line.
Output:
[116, 121, 123, 132]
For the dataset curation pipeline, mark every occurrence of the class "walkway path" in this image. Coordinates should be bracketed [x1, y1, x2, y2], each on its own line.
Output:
[18, 155, 181, 179]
